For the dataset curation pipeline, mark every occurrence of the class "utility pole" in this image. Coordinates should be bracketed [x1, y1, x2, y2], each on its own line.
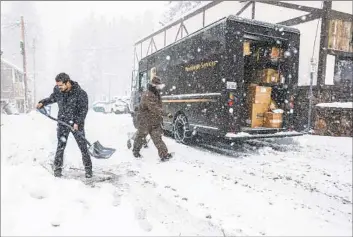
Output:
[20, 16, 29, 112]
[32, 38, 36, 107]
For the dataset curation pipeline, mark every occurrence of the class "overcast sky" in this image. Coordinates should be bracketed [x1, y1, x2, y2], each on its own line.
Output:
[1, 1, 168, 99]
[2, 1, 166, 45]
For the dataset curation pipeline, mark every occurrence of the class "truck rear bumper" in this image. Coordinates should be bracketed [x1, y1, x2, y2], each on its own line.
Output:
[224, 131, 304, 141]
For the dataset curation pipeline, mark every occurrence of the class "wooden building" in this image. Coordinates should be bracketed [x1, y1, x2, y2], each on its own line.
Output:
[1, 58, 26, 113]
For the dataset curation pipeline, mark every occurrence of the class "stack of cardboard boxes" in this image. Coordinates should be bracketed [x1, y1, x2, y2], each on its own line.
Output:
[247, 84, 283, 128]
[243, 42, 285, 128]
[259, 68, 280, 83]
[251, 67, 284, 84]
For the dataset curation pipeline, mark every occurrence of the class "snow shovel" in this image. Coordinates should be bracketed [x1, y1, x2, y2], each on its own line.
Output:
[37, 107, 116, 159]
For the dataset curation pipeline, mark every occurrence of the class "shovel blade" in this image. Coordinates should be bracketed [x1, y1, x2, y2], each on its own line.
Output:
[95, 141, 104, 150]
[88, 141, 116, 159]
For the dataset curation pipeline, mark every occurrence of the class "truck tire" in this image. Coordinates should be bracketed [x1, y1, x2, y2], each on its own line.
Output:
[173, 113, 194, 144]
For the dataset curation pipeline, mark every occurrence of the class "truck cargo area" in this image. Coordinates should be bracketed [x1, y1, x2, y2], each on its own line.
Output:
[241, 34, 294, 133]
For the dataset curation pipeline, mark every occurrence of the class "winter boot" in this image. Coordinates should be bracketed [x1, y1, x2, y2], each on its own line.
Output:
[133, 150, 142, 158]
[53, 168, 62, 177]
[160, 153, 173, 162]
[127, 139, 132, 149]
[85, 170, 93, 178]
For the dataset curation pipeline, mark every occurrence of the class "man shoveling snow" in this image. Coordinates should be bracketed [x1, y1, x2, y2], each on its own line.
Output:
[36, 72, 93, 178]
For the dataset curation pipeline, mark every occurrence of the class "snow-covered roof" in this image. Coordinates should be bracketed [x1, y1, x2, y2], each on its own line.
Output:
[1, 58, 23, 73]
[228, 15, 300, 34]
[316, 102, 353, 109]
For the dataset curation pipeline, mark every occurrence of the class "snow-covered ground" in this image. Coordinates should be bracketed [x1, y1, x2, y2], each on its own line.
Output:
[1, 110, 352, 236]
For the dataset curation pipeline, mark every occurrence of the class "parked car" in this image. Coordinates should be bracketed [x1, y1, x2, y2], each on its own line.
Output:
[113, 99, 130, 114]
[92, 99, 130, 114]
[92, 101, 111, 113]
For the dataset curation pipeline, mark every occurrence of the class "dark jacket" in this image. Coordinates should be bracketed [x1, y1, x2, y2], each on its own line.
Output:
[137, 84, 165, 128]
[39, 81, 88, 126]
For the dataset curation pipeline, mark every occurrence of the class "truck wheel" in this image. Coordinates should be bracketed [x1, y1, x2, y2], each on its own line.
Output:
[173, 113, 193, 144]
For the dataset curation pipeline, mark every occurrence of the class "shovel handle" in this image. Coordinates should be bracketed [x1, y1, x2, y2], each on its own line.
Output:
[37, 107, 91, 146]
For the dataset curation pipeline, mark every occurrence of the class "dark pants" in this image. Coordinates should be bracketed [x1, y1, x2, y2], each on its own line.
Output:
[133, 124, 168, 158]
[130, 131, 148, 146]
[54, 124, 92, 172]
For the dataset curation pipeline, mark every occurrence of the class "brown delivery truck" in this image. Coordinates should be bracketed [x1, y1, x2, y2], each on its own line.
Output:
[131, 15, 303, 144]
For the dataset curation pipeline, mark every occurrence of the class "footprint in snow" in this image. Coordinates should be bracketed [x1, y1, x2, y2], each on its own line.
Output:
[134, 207, 153, 232]
[112, 191, 121, 207]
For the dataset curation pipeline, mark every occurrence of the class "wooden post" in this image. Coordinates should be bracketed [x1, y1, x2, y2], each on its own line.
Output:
[317, 1, 332, 91]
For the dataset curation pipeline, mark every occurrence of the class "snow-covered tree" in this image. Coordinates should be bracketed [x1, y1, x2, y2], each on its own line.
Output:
[160, 1, 206, 26]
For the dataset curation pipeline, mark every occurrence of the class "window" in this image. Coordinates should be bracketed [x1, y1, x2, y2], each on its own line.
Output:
[328, 19, 353, 52]
[131, 75, 137, 90]
[0, 68, 13, 91]
[139, 71, 148, 91]
[15, 70, 23, 82]
[131, 71, 139, 90]
[334, 57, 353, 85]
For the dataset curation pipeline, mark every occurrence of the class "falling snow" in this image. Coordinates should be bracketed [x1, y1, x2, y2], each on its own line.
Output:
[1, 1, 352, 236]
[60, 136, 67, 143]
[284, 51, 291, 58]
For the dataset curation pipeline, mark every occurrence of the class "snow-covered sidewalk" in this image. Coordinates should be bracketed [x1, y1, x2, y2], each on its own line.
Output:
[1, 111, 352, 236]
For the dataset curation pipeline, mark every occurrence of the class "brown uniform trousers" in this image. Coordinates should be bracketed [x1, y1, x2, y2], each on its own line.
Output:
[132, 86, 168, 158]
[133, 124, 168, 158]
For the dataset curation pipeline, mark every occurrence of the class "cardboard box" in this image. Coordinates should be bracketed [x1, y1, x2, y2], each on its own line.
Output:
[269, 99, 278, 111]
[250, 103, 269, 128]
[260, 68, 280, 83]
[270, 47, 281, 60]
[243, 41, 251, 56]
[263, 112, 283, 128]
[248, 85, 272, 105]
